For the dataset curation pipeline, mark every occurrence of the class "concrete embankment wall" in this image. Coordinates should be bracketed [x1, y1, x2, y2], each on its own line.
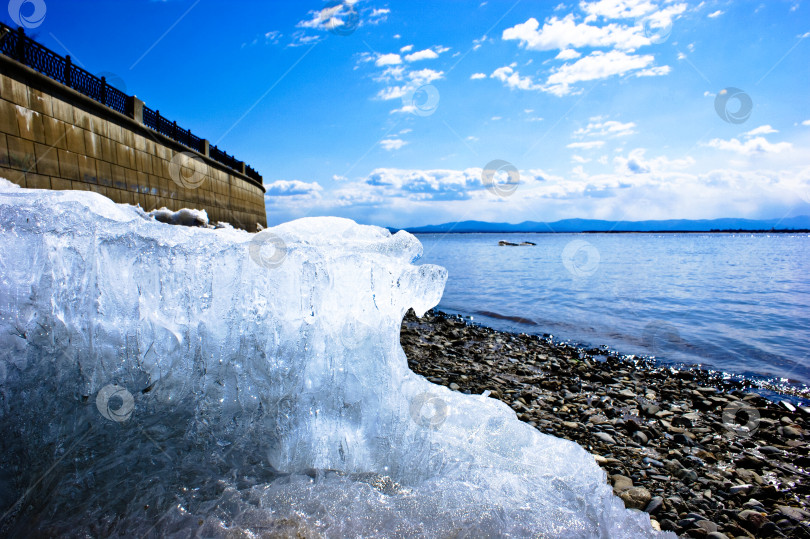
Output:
[0, 55, 267, 231]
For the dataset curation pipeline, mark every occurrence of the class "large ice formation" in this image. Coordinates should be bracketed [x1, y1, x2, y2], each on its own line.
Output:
[0, 178, 672, 537]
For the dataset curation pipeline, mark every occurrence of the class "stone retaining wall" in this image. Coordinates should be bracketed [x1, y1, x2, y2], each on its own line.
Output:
[0, 55, 267, 231]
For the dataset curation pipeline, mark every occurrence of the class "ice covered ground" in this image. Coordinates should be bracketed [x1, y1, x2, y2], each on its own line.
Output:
[0, 178, 672, 537]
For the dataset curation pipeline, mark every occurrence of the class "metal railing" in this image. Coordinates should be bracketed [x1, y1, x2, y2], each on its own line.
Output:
[0, 23, 263, 186]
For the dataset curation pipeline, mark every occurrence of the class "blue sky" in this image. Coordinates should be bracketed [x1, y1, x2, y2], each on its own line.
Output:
[11, 0, 810, 227]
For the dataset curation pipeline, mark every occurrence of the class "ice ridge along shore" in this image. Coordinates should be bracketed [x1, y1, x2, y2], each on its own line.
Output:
[0, 179, 671, 537]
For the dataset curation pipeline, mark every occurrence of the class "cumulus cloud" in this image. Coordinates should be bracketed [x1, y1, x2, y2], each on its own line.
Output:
[556, 48, 582, 60]
[707, 10, 724, 18]
[376, 53, 402, 66]
[574, 119, 637, 138]
[502, 15, 651, 52]
[404, 49, 439, 62]
[546, 50, 663, 95]
[707, 137, 793, 156]
[470, 72, 487, 80]
[376, 68, 444, 101]
[613, 148, 694, 174]
[296, 1, 363, 33]
[380, 138, 408, 151]
[490, 65, 543, 91]
[567, 141, 606, 149]
[264, 180, 323, 196]
[743, 125, 778, 137]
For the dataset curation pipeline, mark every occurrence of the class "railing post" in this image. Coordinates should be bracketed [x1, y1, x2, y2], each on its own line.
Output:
[100, 76, 107, 105]
[64, 55, 72, 87]
[201, 139, 210, 157]
[126, 95, 144, 124]
[15, 27, 25, 63]
[172, 120, 177, 139]
[239, 161, 246, 175]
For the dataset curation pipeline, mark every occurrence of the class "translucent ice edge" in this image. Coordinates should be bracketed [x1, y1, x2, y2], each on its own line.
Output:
[0, 178, 672, 537]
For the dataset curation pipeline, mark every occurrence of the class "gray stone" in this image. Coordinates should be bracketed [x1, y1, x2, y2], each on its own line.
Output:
[644, 496, 664, 514]
[611, 474, 634, 492]
[594, 432, 616, 444]
[620, 487, 652, 510]
[695, 520, 718, 533]
[632, 431, 648, 445]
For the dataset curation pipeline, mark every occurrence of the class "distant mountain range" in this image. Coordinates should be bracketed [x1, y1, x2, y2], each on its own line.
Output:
[393, 216, 810, 234]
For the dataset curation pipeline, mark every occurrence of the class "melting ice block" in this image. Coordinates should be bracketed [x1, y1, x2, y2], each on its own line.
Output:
[0, 179, 673, 537]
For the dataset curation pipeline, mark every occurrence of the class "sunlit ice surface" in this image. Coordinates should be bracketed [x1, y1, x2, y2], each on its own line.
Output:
[0, 178, 671, 537]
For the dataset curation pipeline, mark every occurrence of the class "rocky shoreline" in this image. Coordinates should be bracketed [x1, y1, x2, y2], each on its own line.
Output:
[400, 309, 810, 539]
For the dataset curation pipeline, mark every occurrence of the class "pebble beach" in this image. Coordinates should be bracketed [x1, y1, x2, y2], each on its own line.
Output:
[401, 310, 810, 538]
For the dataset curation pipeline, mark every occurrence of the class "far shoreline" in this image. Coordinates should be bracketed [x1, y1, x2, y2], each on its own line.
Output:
[405, 229, 810, 234]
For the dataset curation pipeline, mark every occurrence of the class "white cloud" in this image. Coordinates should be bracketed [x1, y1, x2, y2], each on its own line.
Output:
[707, 136, 793, 155]
[614, 148, 694, 174]
[567, 141, 606, 149]
[744, 125, 777, 137]
[635, 65, 671, 77]
[380, 138, 408, 151]
[376, 53, 402, 66]
[803, 120, 810, 126]
[707, 10, 724, 18]
[296, 2, 360, 32]
[574, 120, 636, 138]
[409, 68, 443, 85]
[502, 15, 651, 52]
[400, 44, 414, 53]
[404, 49, 439, 62]
[490, 66, 543, 91]
[264, 180, 323, 196]
[545, 50, 664, 95]
[556, 48, 582, 60]
[288, 31, 323, 47]
[580, 0, 658, 20]
[470, 72, 487, 80]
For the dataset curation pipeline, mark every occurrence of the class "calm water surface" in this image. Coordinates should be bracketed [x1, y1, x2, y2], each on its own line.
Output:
[415, 233, 810, 387]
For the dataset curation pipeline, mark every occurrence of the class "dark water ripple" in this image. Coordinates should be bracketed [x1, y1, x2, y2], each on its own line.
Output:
[415, 233, 810, 391]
